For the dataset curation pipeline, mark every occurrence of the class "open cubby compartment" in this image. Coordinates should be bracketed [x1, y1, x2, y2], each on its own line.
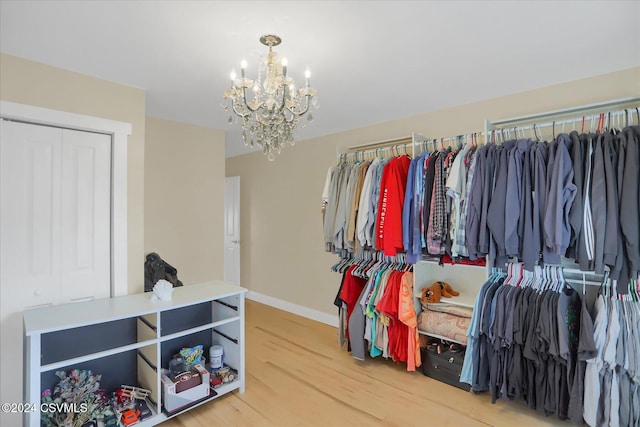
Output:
[40, 347, 159, 426]
[210, 321, 241, 375]
[40, 351, 139, 401]
[137, 343, 159, 410]
[138, 313, 159, 342]
[160, 302, 212, 337]
[160, 330, 212, 371]
[40, 315, 157, 367]
[159, 297, 240, 338]
[211, 294, 241, 322]
[413, 261, 487, 310]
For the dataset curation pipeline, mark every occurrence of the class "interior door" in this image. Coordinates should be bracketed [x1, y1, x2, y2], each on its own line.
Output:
[224, 176, 241, 285]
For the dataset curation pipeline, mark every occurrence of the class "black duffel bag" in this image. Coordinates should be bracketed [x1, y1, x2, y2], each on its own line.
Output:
[144, 252, 184, 292]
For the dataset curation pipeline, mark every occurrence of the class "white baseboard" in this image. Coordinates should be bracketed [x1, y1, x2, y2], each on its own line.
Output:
[246, 291, 338, 328]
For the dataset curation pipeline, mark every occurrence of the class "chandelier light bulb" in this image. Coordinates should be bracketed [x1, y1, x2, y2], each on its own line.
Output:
[240, 60, 247, 69]
[230, 70, 236, 81]
[305, 68, 311, 79]
[281, 58, 288, 67]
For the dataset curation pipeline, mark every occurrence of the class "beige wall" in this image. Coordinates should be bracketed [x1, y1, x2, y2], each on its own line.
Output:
[226, 66, 640, 317]
[0, 53, 146, 294]
[0, 53, 147, 426]
[144, 117, 226, 285]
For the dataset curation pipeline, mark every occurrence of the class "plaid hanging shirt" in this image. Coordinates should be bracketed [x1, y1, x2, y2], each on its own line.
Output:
[426, 153, 445, 255]
[453, 149, 478, 257]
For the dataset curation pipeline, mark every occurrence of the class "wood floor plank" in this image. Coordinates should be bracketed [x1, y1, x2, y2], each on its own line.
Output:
[160, 300, 569, 426]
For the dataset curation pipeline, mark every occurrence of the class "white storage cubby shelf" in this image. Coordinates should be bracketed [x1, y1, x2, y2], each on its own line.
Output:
[23, 281, 246, 427]
[413, 260, 487, 344]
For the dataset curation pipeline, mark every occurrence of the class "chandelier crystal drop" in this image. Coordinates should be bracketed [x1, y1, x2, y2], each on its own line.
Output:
[223, 34, 317, 161]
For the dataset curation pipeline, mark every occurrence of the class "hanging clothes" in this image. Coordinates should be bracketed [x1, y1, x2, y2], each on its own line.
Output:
[461, 264, 599, 423]
[459, 127, 640, 289]
[334, 259, 420, 371]
[376, 155, 411, 256]
[324, 141, 485, 267]
[584, 283, 640, 427]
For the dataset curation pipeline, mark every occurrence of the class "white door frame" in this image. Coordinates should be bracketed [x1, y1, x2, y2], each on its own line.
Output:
[0, 101, 131, 297]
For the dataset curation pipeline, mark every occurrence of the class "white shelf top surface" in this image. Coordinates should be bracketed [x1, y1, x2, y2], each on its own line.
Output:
[424, 293, 475, 308]
[23, 281, 246, 335]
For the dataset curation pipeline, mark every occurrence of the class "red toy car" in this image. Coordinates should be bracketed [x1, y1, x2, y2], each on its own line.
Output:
[121, 408, 140, 426]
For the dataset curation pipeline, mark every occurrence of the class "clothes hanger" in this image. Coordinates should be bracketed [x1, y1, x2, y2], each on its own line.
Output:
[617, 110, 622, 130]
[505, 262, 513, 286]
[598, 113, 605, 133]
[533, 265, 541, 291]
[624, 109, 629, 127]
[556, 267, 564, 292]
[533, 124, 540, 142]
[544, 265, 552, 292]
[517, 263, 525, 287]
[524, 269, 534, 288]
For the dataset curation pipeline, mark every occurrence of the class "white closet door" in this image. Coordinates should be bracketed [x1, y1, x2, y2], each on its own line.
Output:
[1, 120, 63, 309]
[0, 120, 112, 420]
[60, 129, 111, 302]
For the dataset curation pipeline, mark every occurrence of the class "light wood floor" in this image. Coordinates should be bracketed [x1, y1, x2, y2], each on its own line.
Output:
[161, 300, 567, 427]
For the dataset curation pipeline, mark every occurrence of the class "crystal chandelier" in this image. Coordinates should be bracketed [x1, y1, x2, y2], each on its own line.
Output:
[223, 34, 317, 161]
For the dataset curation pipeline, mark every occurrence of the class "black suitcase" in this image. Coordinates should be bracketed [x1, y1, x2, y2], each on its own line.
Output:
[420, 345, 470, 392]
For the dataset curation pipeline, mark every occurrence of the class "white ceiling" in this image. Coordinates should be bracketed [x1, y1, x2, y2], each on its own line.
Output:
[1, 1, 639, 157]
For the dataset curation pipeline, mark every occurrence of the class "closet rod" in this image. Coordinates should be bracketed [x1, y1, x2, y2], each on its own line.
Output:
[494, 109, 639, 134]
[490, 96, 640, 126]
[420, 131, 486, 149]
[341, 142, 412, 162]
[339, 132, 428, 161]
[346, 136, 412, 151]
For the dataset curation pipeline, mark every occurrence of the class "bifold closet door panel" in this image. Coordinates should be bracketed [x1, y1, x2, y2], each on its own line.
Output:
[1, 120, 63, 309]
[60, 129, 111, 303]
[1, 121, 63, 426]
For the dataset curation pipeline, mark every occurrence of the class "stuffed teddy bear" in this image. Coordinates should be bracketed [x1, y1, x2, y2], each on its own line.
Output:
[420, 281, 460, 304]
